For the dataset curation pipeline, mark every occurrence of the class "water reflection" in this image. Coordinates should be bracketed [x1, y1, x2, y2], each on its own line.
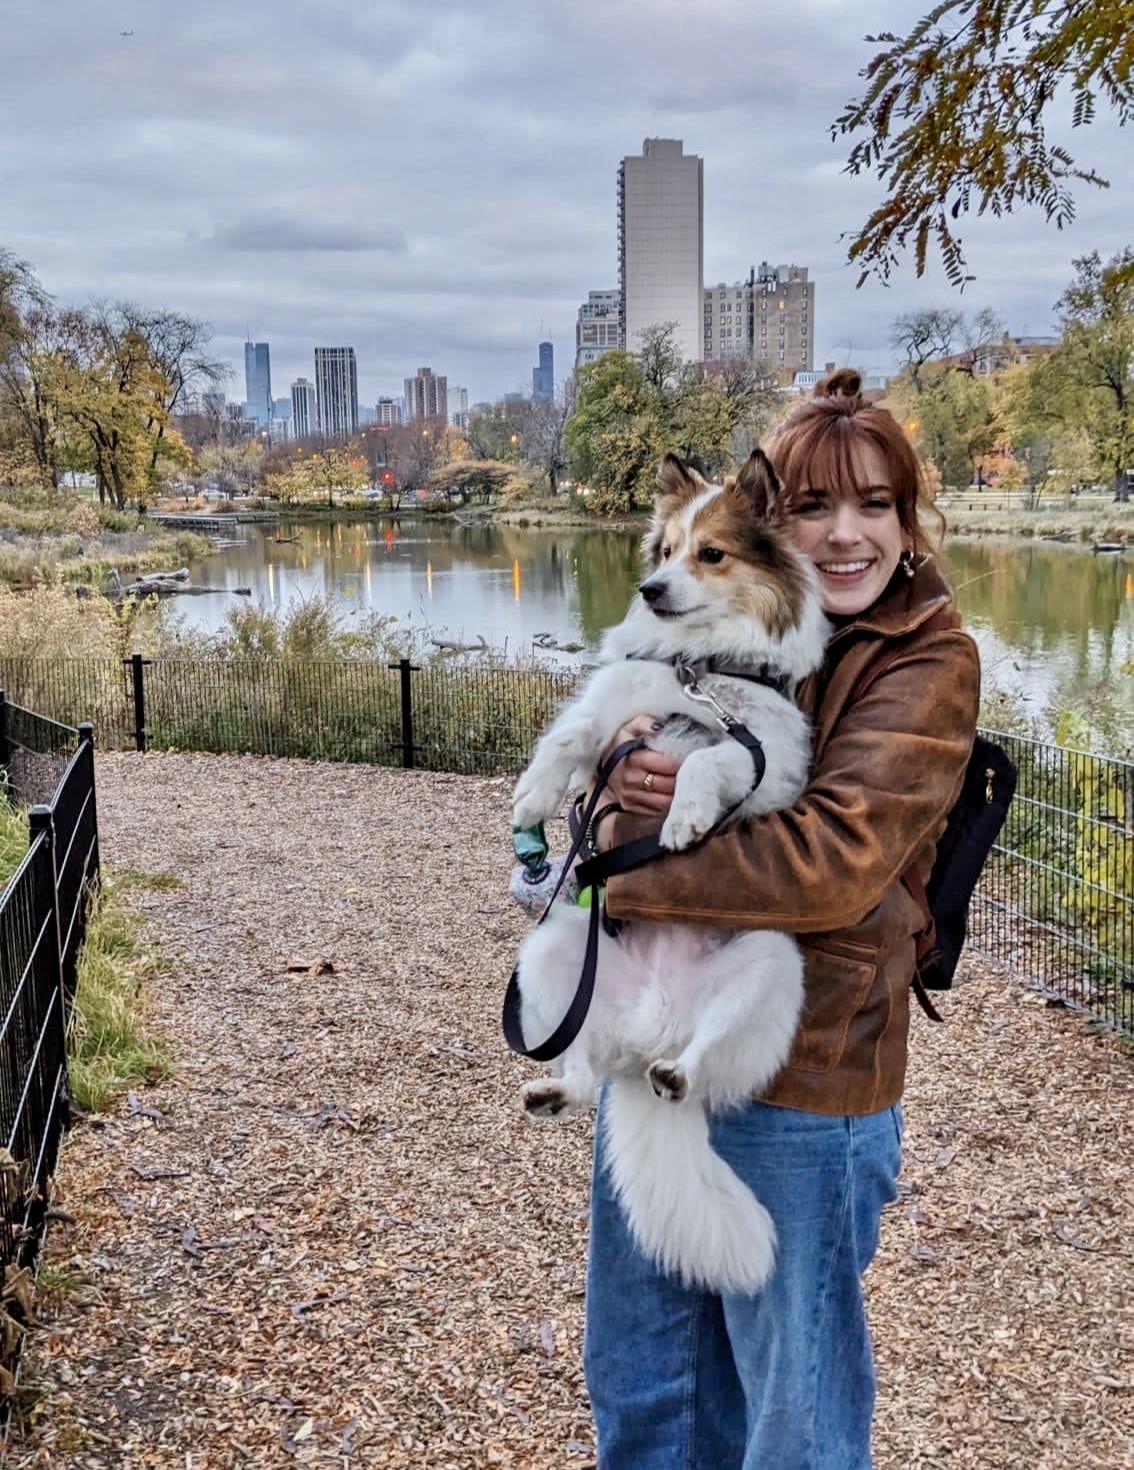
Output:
[184, 521, 1134, 745]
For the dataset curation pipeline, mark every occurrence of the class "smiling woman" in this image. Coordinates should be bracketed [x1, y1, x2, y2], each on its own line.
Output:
[582, 368, 981, 1470]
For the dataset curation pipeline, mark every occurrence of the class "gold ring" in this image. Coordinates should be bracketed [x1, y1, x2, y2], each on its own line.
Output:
[642, 771, 655, 790]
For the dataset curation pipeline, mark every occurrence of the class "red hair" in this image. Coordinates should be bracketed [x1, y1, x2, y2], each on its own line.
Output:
[766, 368, 944, 555]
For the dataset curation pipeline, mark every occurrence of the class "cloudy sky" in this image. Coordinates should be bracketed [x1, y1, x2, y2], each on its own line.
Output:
[3, 0, 1130, 409]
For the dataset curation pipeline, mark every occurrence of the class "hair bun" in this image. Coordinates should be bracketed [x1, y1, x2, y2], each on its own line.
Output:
[813, 368, 862, 401]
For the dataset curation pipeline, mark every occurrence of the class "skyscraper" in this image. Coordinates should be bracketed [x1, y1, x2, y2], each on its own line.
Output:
[244, 341, 273, 427]
[404, 367, 448, 421]
[532, 341, 554, 401]
[702, 264, 815, 376]
[290, 378, 317, 438]
[314, 348, 359, 438]
[618, 139, 703, 363]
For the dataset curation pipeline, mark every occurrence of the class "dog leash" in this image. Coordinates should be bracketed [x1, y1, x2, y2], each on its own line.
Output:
[502, 666, 769, 1062]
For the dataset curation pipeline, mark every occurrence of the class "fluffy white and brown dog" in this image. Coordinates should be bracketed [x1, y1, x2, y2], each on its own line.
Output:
[510, 449, 829, 1294]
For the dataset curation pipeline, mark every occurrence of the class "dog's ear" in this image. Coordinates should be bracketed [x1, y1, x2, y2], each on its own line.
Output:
[730, 449, 781, 520]
[656, 452, 702, 502]
[642, 455, 699, 568]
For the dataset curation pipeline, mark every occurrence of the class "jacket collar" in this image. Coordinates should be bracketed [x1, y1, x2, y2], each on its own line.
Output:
[825, 555, 954, 647]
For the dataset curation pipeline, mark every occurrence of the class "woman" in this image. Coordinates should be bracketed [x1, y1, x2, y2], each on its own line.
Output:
[583, 369, 980, 1469]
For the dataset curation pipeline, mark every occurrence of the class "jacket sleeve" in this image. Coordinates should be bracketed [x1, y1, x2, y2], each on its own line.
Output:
[603, 626, 981, 933]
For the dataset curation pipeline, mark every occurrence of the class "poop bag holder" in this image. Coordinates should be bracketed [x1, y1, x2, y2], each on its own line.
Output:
[509, 822, 580, 914]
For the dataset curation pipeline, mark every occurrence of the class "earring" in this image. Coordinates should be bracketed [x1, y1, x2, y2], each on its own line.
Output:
[900, 549, 916, 578]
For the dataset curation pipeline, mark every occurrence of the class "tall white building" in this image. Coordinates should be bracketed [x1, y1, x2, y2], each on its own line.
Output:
[447, 384, 469, 428]
[575, 289, 622, 371]
[313, 349, 359, 437]
[618, 139, 703, 363]
[290, 377, 317, 438]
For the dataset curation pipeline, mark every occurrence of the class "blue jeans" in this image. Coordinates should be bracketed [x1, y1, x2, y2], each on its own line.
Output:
[584, 1098, 903, 1470]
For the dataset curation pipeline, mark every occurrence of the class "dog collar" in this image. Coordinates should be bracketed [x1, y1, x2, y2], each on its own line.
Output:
[659, 654, 794, 697]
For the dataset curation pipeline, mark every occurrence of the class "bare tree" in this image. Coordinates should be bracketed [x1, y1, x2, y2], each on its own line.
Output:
[891, 308, 965, 390]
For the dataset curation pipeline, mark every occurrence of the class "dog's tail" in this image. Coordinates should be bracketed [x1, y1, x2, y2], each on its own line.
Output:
[601, 1076, 777, 1295]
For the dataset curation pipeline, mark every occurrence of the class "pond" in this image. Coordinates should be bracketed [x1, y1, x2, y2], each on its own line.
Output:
[181, 519, 1134, 748]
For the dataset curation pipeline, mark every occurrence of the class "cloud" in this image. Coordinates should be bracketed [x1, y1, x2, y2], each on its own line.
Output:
[207, 213, 408, 255]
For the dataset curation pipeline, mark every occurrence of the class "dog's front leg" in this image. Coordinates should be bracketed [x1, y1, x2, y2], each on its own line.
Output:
[660, 740, 759, 851]
[512, 709, 605, 829]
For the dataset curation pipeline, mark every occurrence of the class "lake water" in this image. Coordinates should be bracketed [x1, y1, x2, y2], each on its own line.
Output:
[182, 518, 1134, 747]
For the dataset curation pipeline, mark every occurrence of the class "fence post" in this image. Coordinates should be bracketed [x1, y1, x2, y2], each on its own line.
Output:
[28, 803, 66, 1011]
[0, 689, 9, 782]
[387, 658, 420, 769]
[127, 651, 148, 752]
[78, 721, 101, 898]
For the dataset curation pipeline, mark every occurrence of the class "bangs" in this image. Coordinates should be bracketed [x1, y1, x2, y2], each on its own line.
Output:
[771, 411, 931, 547]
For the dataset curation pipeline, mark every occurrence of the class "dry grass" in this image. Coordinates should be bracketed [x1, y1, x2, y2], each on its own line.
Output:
[4, 753, 1131, 1468]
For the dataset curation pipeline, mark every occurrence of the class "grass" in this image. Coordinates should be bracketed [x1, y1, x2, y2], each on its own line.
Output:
[0, 792, 29, 886]
[66, 871, 174, 1114]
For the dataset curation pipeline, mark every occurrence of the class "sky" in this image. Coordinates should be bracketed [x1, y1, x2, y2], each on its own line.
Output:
[3, 0, 1130, 410]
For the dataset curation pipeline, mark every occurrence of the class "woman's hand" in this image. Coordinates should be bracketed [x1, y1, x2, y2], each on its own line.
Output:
[599, 715, 681, 820]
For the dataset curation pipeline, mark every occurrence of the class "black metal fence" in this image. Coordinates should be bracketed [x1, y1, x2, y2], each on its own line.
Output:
[0, 696, 99, 1390]
[1, 656, 1132, 1036]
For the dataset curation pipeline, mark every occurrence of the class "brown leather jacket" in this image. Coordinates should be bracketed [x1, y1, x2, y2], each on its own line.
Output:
[604, 558, 981, 1116]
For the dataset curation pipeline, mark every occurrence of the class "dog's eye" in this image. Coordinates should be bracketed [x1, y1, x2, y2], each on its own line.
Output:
[698, 546, 725, 565]
[661, 545, 671, 559]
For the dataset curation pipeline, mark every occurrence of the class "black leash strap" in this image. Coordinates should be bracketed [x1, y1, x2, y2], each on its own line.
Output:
[502, 737, 646, 1061]
[503, 707, 767, 1062]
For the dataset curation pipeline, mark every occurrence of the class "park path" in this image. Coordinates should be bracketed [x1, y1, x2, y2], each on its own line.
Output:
[5, 752, 1132, 1469]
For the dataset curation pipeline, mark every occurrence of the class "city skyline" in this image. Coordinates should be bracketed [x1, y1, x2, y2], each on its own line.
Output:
[3, 1, 1130, 407]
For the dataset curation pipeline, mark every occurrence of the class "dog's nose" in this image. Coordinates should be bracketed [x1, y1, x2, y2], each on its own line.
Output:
[639, 579, 664, 604]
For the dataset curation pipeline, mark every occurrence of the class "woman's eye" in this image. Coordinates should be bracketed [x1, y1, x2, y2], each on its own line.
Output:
[698, 546, 725, 564]
[864, 497, 893, 512]
[790, 502, 825, 516]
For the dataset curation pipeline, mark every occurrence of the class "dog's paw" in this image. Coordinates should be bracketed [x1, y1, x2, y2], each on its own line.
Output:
[659, 795, 719, 851]
[647, 1058, 688, 1103]
[512, 770, 563, 830]
[521, 1079, 572, 1117]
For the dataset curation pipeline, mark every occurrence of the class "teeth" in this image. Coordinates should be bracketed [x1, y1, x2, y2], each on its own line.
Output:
[819, 560, 871, 574]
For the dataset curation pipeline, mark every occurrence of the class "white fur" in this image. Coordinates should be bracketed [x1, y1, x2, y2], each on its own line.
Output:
[511, 482, 829, 1294]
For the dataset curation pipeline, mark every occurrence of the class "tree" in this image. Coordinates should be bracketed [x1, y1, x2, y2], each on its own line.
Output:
[1050, 247, 1134, 500]
[122, 306, 227, 474]
[523, 392, 572, 494]
[51, 306, 182, 509]
[836, 1, 1134, 285]
[892, 309, 964, 391]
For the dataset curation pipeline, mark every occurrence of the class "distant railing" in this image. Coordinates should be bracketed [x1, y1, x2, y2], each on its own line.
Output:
[1, 658, 1131, 1037]
[0, 696, 100, 1399]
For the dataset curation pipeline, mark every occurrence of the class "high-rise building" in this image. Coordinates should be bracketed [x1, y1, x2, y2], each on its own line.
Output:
[618, 139, 703, 363]
[404, 367, 448, 421]
[375, 397, 402, 426]
[314, 348, 359, 438]
[291, 377, 318, 438]
[702, 265, 814, 377]
[532, 342, 554, 401]
[244, 341, 273, 427]
[447, 385, 469, 428]
[575, 289, 622, 371]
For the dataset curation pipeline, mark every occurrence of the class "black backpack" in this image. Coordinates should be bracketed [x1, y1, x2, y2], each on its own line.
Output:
[902, 733, 1017, 1019]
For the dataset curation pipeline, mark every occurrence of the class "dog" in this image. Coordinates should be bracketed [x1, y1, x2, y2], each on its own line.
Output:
[510, 449, 829, 1294]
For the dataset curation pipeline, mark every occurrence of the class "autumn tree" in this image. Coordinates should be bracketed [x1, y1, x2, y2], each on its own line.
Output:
[1050, 247, 1134, 500]
[836, 1, 1134, 284]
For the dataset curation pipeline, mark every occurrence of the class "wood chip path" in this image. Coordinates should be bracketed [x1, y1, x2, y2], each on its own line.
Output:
[6, 753, 1132, 1469]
